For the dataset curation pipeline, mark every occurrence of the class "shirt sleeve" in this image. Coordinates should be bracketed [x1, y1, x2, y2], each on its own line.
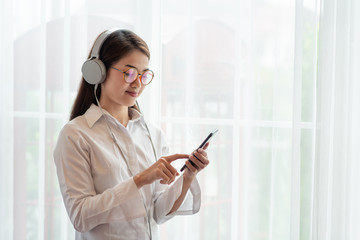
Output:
[152, 175, 201, 224]
[151, 128, 202, 224]
[54, 124, 147, 232]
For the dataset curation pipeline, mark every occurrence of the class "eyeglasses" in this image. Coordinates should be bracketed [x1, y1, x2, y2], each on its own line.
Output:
[111, 67, 154, 85]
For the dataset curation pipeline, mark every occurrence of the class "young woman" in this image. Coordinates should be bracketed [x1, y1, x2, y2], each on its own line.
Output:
[54, 29, 210, 240]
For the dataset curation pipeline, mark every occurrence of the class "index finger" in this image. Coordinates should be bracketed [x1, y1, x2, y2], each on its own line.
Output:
[163, 153, 190, 163]
[202, 142, 210, 150]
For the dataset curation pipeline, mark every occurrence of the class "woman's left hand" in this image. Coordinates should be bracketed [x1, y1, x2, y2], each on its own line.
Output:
[183, 143, 210, 180]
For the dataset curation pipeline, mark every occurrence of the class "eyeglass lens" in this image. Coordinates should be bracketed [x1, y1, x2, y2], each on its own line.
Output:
[124, 68, 154, 85]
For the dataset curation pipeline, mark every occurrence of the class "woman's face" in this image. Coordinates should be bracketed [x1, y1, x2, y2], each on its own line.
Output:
[100, 50, 149, 109]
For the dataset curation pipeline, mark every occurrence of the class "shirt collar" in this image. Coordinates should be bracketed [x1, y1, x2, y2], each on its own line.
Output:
[84, 104, 144, 128]
[128, 107, 143, 124]
[84, 104, 103, 128]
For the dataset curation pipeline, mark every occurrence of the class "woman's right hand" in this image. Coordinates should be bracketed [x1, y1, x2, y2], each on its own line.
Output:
[133, 153, 189, 189]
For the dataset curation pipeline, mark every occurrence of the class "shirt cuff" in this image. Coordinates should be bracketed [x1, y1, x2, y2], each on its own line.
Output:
[154, 175, 201, 224]
[169, 176, 201, 216]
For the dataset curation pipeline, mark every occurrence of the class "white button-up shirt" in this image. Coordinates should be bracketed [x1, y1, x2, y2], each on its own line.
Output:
[54, 104, 201, 240]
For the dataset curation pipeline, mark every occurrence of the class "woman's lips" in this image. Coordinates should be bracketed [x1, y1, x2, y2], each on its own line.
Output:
[126, 91, 138, 97]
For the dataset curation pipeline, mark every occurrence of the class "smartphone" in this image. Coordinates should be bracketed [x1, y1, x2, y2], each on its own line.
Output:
[180, 129, 218, 172]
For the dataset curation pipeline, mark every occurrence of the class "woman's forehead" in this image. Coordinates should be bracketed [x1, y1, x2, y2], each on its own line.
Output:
[114, 50, 149, 71]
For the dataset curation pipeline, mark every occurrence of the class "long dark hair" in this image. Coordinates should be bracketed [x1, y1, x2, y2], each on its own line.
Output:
[69, 29, 150, 120]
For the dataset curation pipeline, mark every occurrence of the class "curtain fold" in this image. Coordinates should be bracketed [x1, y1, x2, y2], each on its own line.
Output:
[313, 0, 360, 239]
[0, 0, 14, 239]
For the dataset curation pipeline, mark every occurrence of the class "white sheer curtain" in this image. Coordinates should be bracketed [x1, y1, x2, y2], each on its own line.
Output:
[313, 0, 360, 239]
[0, 0, 359, 239]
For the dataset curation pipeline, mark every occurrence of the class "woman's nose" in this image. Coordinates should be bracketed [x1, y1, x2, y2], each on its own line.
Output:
[131, 74, 142, 87]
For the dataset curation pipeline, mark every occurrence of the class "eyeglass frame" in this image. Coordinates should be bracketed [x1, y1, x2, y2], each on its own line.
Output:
[111, 66, 154, 85]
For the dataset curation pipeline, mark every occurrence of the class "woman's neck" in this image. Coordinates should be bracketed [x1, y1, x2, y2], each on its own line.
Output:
[99, 102, 130, 127]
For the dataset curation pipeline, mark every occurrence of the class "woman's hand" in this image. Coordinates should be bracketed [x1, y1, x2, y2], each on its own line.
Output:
[183, 143, 210, 180]
[134, 153, 189, 189]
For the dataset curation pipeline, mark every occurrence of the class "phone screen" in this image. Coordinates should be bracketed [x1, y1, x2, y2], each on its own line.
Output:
[180, 129, 218, 172]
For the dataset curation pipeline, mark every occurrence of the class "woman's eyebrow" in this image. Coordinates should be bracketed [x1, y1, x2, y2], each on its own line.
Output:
[125, 64, 149, 72]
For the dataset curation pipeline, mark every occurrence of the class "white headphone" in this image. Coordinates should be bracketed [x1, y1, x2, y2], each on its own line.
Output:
[81, 28, 119, 85]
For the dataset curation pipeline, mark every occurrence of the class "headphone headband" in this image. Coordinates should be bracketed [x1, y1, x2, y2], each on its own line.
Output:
[90, 28, 119, 59]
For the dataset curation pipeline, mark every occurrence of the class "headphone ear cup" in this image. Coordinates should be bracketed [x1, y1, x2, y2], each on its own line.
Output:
[81, 58, 107, 85]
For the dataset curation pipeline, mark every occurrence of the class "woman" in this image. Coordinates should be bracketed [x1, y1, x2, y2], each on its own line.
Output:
[54, 29, 209, 240]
